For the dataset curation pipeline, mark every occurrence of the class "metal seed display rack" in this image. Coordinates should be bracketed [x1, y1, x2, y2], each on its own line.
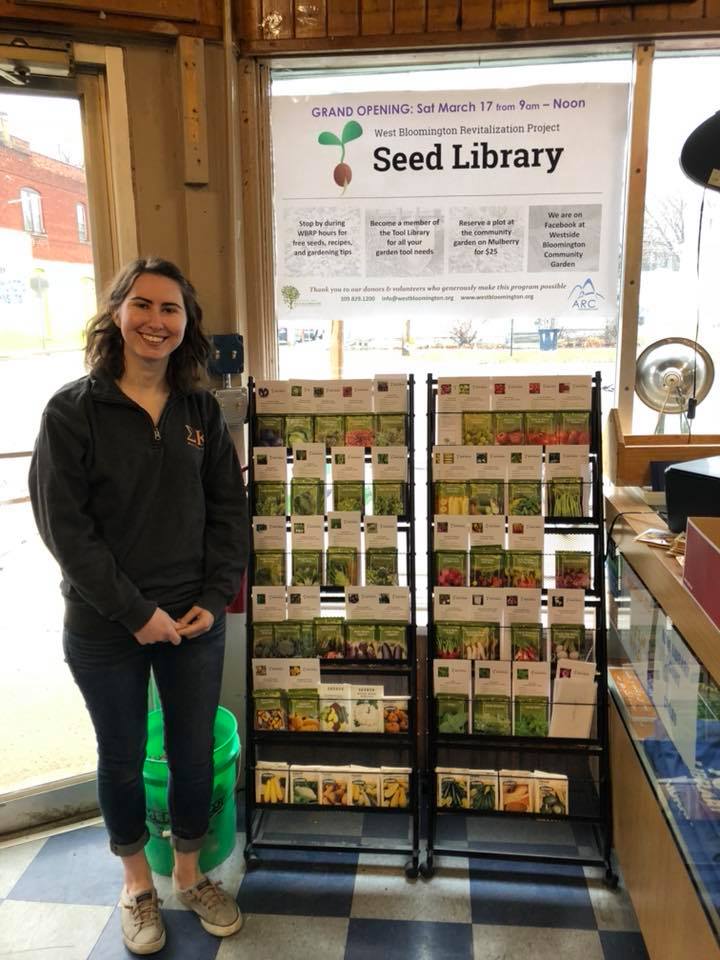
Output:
[423, 372, 615, 884]
[244, 375, 421, 877]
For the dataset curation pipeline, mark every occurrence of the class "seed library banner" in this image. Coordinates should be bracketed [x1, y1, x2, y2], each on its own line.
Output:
[271, 85, 629, 324]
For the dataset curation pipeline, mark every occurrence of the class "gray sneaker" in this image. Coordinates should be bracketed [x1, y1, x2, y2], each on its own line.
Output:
[175, 877, 243, 937]
[120, 887, 166, 955]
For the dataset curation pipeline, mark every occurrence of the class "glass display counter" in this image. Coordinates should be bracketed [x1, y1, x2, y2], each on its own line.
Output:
[607, 541, 720, 941]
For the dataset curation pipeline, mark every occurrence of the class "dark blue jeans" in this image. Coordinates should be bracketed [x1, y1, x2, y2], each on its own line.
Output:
[63, 617, 226, 857]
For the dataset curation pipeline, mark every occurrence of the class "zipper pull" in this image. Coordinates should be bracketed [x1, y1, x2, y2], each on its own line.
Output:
[153, 426, 161, 442]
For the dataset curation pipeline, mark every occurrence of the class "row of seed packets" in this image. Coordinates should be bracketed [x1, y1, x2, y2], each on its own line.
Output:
[254, 445, 408, 517]
[435, 545, 592, 591]
[255, 762, 411, 808]
[433, 586, 590, 662]
[434, 658, 597, 739]
[436, 767, 569, 814]
[435, 375, 591, 447]
[432, 445, 591, 517]
[254, 514, 404, 588]
[252, 659, 409, 734]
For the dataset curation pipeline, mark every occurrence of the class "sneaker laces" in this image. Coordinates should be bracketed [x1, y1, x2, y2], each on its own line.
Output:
[192, 877, 226, 910]
[125, 891, 162, 931]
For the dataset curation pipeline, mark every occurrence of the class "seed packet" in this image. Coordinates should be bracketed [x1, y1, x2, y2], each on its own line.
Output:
[504, 550, 543, 589]
[375, 414, 406, 446]
[314, 414, 345, 448]
[469, 771, 499, 811]
[352, 686, 384, 733]
[254, 482, 287, 517]
[285, 415, 315, 447]
[473, 694, 512, 735]
[435, 622, 463, 659]
[290, 767, 321, 805]
[271, 622, 300, 657]
[318, 683, 352, 732]
[557, 410, 591, 445]
[524, 410, 557, 446]
[462, 622, 501, 660]
[297, 621, 316, 657]
[325, 547, 359, 587]
[437, 770, 470, 808]
[290, 478, 324, 516]
[435, 550, 467, 587]
[513, 696, 549, 737]
[366, 547, 399, 586]
[534, 772, 569, 815]
[434, 481, 469, 516]
[511, 622, 543, 662]
[500, 771, 534, 812]
[253, 690, 287, 731]
[351, 771, 380, 807]
[314, 617, 345, 658]
[547, 478, 584, 518]
[291, 550, 322, 586]
[377, 623, 408, 660]
[252, 623, 276, 658]
[494, 411, 526, 446]
[436, 693, 469, 734]
[373, 481, 406, 516]
[467, 480, 505, 517]
[287, 689, 320, 732]
[550, 623, 586, 662]
[462, 412, 495, 445]
[507, 480, 542, 516]
[555, 551, 592, 589]
[255, 765, 289, 804]
[345, 414, 375, 447]
[333, 480, 365, 513]
[381, 769, 411, 808]
[383, 697, 410, 734]
[255, 415, 286, 447]
[469, 548, 506, 588]
[345, 621, 378, 660]
[254, 550, 286, 587]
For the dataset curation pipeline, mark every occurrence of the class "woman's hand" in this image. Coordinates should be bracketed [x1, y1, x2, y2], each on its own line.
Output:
[175, 605, 215, 639]
[135, 608, 182, 646]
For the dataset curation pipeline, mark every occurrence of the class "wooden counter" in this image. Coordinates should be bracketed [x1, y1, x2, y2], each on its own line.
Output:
[605, 486, 720, 959]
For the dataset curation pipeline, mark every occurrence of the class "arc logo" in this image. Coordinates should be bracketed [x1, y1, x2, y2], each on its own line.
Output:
[568, 278, 604, 311]
[317, 121, 363, 192]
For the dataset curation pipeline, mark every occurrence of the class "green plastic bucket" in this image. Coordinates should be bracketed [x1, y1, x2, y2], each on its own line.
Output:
[143, 706, 240, 876]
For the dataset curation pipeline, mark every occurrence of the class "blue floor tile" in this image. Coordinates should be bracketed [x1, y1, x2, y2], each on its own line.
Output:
[345, 918, 474, 960]
[8, 826, 120, 907]
[238, 847, 357, 917]
[469, 858, 596, 929]
[599, 930, 650, 960]
[88, 905, 222, 960]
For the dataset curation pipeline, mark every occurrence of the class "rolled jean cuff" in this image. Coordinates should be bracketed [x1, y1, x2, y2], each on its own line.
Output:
[109, 828, 149, 857]
[172, 832, 206, 854]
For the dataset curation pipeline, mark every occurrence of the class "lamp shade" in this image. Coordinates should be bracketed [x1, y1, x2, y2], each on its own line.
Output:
[680, 111, 720, 192]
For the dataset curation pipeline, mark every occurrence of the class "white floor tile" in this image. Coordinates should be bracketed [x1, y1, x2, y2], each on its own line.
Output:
[472, 924, 604, 960]
[216, 913, 348, 960]
[155, 841, 247, 909]
[583, 865, 639, 931]
[0, 837, 46, 898]
[0, 899, 112, 960]
[352, 853, 471, 923]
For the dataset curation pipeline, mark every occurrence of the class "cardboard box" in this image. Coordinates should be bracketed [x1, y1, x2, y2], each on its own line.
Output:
[683, 517, 720, 631]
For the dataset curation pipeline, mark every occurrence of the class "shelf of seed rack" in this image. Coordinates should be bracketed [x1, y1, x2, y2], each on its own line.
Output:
[423, 371, 614, 883]
[245, 375, 420, 876]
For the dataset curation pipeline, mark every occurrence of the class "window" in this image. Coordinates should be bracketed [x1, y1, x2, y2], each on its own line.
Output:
[20, 186, 44, 234]
[76, 201, 88, 242]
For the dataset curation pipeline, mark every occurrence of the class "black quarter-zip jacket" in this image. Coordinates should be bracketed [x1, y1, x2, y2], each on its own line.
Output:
[29, 373, 249, 640]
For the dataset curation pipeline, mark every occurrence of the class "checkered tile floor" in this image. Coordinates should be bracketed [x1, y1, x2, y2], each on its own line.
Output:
[0, 800, 649, 960]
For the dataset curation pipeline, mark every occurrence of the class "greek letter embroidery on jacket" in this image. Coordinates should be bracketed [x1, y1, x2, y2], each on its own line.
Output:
[185, 425, 205, 448]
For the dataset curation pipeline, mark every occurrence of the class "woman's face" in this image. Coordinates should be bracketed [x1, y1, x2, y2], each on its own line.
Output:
[114, 272, 187, 370]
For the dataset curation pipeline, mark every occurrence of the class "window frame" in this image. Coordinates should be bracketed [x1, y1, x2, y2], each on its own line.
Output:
[76, 200, 89, 242]
[20, 186, 45, 234]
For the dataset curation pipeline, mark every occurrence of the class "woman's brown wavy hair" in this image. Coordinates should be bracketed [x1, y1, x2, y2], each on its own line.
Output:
[85, 257, 210, 392]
